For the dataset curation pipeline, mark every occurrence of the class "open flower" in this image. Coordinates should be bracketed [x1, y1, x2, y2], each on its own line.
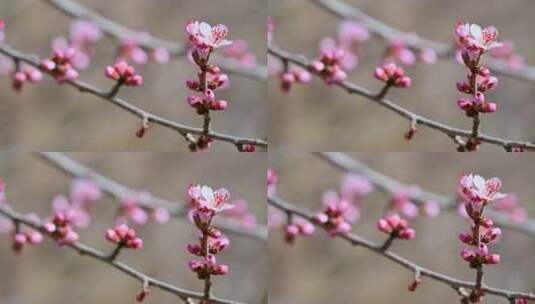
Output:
[187, 184, 233, 213]
[186, 21, 232, 49]
[455, 22, 502, 52]
[458, 174, 506, 204]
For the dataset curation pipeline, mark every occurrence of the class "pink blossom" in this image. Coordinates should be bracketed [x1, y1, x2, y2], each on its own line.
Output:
[458, 174, 506, 205]
[284, 218, 315, 244]
[11, 67, 43, 93]
[0, 178, 5, 204]
[340, 173, 373, 201]
[105, 61, 143, 86]
[384, 38, 416, 65]
[222, 39, 257, 68]
[423, 200, 441, 218]
[41, 47, 80, 83]
[188, 184, 233, 214]
[222, 199, 257, 230]
[313, 190, 356, 237]
[70, 20, 102, 46]
[310, 38, 348, 84]
[188, 254, 229, 279]
[374, 62, 412, 88]
[280, 68, 311, 93]
[117, 38, 148, 65]
[105, 223, 143, 249]
[338, 20, 369, 47]
[151, 207, 171, 224]
[267, 169, 278, 197]
[455, 22, 502, 52]
[377, 214, 416, 240]
[152, 48, 170, 63]
[70, 179, 102, 204]
[43, 212, 80, 246]
[0, 19, 4, 42]
[118, 196, 148, 226]
[493, 194, 527, 224]
[186, 21, 232, 50]
[419, 48, 437, 64]
[388, 191, 419, 219]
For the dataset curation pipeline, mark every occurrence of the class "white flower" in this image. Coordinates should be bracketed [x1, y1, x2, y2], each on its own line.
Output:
[186, 21, 233, 49]
[188, 184, 233, 213]
[455, 22, 502, 52]
[458, 174, 506, 203]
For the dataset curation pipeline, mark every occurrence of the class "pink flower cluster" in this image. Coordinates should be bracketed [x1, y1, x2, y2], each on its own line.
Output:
[313, 191, 355, 237]
[454, 23, 501, 117]
[374, 62, 412, 88]
[280, 67, 311, 93]
[267, 169, 278, 197]
[41, 47, 80, 83]
[105, 61, 143, 87]
[51, 20, 102, 70]
[222, 199, 257, 230]
[51, 178, 102, 228]
[0, 19, 4, 42]
[105, 223, 143, 250]
[284, 218, 314, 244]
[489, 41, 525, 71]
[310, 41, 348, 84]
[377, 214, 416, 240]
[12, 226, 43, 255]
[117, 33, 170, 65]
[492, 194, 527, 224]
[43, 212, 80, 246]
[458, 174, 504, 269]
[187, 184, 232, 279]
[116, 193, 170, 226]
[221, 39, 257, 68]
[383, 37, 437, 65]
[11, 67, 42, 93]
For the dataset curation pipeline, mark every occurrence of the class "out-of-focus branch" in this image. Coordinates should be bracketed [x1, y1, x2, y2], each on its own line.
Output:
[37, 152, 268, 241]
[269, 44, 535, 151]
[42, 0, 267, 81]
[0, 204, 244, 304]
[268, 195, 535, 302]
[315, 152, 535, 236]
[0, 44, 268, 150]
[312, 0, 535, 84]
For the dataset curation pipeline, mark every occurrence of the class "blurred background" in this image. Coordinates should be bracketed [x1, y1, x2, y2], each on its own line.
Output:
[0, 152, 266, 303]
[269, 0, 535, 151]
[269, 152, 535, 303]
[0, 0, 266, 151]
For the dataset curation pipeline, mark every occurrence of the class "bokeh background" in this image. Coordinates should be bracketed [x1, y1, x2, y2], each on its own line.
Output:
[269, 0, 535, 151]
[269, 152, 535, 303]
[0, 0, 266, 151]
[0, 152, 266, 303]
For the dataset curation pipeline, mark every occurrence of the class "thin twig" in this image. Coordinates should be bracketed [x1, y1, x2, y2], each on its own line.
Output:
[268, 45, 535, 151]
[36, 152, 268, 241]
[0, 204, 244, 304]
[41, 0, 267, 81]
[268, 195, 535, 302]
[0, 44, 268, 149]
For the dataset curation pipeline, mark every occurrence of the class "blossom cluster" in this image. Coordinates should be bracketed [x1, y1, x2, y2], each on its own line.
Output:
[454, 23, 501, 117]
[458, 174, 504, 289]
[42, 211, 80, 246]
[186, 185, 232, 279]
[51, 179, 102, 228]
[221, 39, 257, 68]
[41, 47, 80, 83]
[105, 223, 143, 249]
[117, 33, 170, 65]
[12, 67, 43, 93]
[383, 37, 437, 66]
[284, 218, 314, 244]
[116, 193, 170, 226]
[105, 61, 144, 87]
[377, 214, 415, 240]
[374, 62, 412, 88]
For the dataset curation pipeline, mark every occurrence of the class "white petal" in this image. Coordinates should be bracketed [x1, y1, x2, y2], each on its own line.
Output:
[470, 24, 483, 41]
[201, 185, 214, 201]
[199, 22, 213, 38]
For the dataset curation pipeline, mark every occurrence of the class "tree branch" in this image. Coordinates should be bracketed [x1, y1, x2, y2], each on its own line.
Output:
[314, 152, 535, 236]
[268, 195, 535, 302]
[0, 204, 244, 304]
[41, 0, 267, 81]
[0, 44, 268, 150]
[268, 44, 535, 151]
[311, 0, 535, 85]
[37, 152, 268, 241]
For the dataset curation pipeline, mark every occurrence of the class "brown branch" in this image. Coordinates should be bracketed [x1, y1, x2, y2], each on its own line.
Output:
[267, 195, 535, 302]
[315, 152, 535, 236]
[41, 0, 267, 81]
[312, 0, 535, 85]
[0, 204, 244, 304]
[37, 152, 268, 241]
[268, 44, 535, 151]
[0, 44, 268, 150]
